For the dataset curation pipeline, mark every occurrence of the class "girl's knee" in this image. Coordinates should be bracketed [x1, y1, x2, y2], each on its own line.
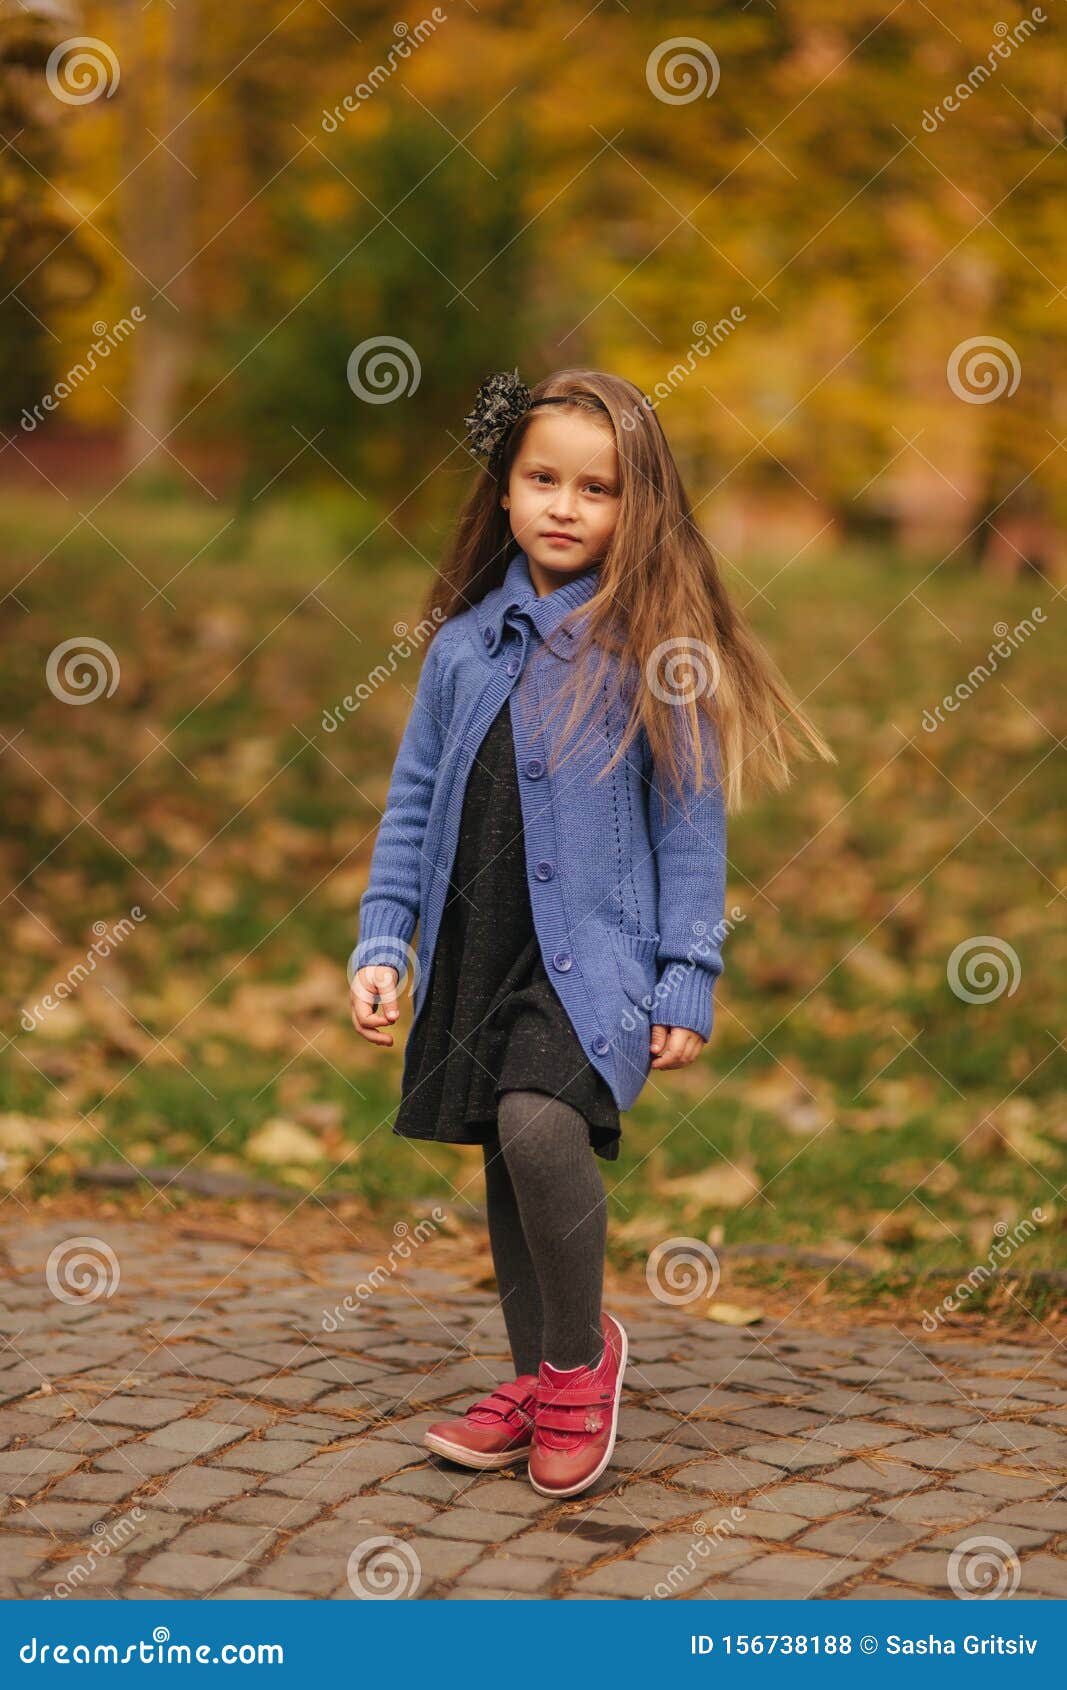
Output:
[497, 1089, 583, 1176]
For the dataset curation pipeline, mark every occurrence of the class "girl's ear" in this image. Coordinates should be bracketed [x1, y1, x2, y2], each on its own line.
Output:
[501, 495, 510, 509]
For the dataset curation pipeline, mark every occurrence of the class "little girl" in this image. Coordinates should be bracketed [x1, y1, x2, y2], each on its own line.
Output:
[349, 368, 832, 1498]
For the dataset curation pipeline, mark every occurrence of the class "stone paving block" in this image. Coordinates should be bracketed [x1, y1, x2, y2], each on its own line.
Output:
[995, 1497, 1067, 1531]
[380, 1465, 478, 1504]
[967, 1421, 1064, 1453]
[800, 1389, 893, 1416]
[725, 1406, 827, 1437]
[841, 1582, 944, 1600]
[618, 1406, 678, 1437]
[453, 1553, 559, 1593]
[629, 1532, 758, 1576]
[207, 1585, 302, 1600]
[726, 1507, 809, 1542]
[667, 1421, 756, 1454]
[887, 1436, 999, 1472]
[263, 1440, 425, 1497]
[760, 1480, 869, 1518]
[133, 1550, 250, 1593]
[0, 1446, 82, 1476]
[729, 1551, 866, 1594]
[928, 1520, 1050, 1552]
[255, 1553, 349, 1595]
[171, 1521, 277, 1558]
[1015, 1555, 1067, 1599]
[879, 1550, 962, 1591]
[212, 1438, 321, 1473]
[873, 1490, 988, 1526]
[0, 1534, 54, 1577]
[458, 1477, 557, 1516]
[874, 1404, 974, 1431]
[401, 1534, 484, 1583]
[142, 1420, 247, 1457]
[2, 1500, 103, 1534]
[443, 1585, 540, 1599]
[80, 1396, 196, 1430]
[829, 1458, 926, 1494]
[666, 1385, 770, 1416]
[93, 1446, 190, 1478]
[33, 1556, 130, 1594]
[233, 1375, 330, 1406]
[947, 1469, 1055, 1501]
[672, 1456, 782, 1494]
[632, 1363, 703, 1388]
[505, 1529, 605, 1565]
[152, 1466, 250, 1511]
[738, 1437, 843, 1472]
[806, 1421, 912, 1452]
[798, 1514, 927, 1557]
[610, 1439, 677, 1472]
[419, 1508, 528, 1543]
[580, 1483, 706, 1527]
[706, 1578, 809, 1600]
[49, 1472, 143, 1504]
[217, 1495, 324, 1530]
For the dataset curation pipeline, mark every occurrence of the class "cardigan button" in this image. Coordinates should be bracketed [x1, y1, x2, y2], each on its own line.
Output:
[552, 950, 572, 972]
[483, 626, 494, 647]
[534, 859, 554, 881]
[506, 657, 520, 677]
[524, 757, 544, 779]
[591, 1034, 609, 1056]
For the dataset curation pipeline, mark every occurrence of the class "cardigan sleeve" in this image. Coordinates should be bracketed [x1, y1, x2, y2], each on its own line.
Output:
[351, 636, 444, 977]
[646, 710, 727, 1040]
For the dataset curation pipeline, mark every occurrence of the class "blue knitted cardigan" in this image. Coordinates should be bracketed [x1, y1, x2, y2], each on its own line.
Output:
[351, 548, 727, 1111]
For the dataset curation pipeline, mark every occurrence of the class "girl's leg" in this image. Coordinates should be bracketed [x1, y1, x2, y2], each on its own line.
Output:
[496, 1089, 606, 1372]
[482, 1141, 543, 1377]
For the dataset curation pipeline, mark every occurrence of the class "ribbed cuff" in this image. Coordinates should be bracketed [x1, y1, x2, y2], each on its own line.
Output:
[651, 961, 716, 1040]
[350, 899, 416, 976]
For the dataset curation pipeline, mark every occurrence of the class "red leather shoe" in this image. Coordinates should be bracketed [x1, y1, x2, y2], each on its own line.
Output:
[423, 1375, 538, 1470]
[528, 1313, 628, 1497]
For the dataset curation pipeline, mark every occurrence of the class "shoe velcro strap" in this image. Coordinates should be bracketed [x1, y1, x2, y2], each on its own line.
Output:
[473, 1391, 523, 1420]
[537, 1383, 614, 1409]
[489, 1380, 535, 1408]
[536, 1405, 608, 1433]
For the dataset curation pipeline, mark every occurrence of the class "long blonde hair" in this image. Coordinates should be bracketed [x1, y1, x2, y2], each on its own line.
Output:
[422, 368, 835, 815]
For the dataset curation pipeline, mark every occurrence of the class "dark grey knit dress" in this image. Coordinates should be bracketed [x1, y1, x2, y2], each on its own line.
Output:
[392, 694, 622, 1162]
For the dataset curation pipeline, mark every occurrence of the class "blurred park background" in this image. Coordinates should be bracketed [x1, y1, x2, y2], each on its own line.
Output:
[1, 0, 1064, 1321]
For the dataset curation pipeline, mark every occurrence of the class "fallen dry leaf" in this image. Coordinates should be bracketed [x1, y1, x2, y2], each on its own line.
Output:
[245, 1116, 324, 1166]
[706, 1301, 764, 1326]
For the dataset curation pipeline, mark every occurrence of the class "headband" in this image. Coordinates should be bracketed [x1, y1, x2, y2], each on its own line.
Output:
[463, 370, 609, 473]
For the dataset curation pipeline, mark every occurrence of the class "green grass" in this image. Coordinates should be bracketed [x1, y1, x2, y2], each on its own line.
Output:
[2, 485, 1063, 1314]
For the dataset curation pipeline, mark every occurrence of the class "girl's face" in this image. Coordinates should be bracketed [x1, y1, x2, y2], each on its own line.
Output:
[502, 408, 620, 587]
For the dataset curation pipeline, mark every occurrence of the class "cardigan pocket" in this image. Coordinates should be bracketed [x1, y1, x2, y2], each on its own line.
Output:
[608, 925, 661, 1009]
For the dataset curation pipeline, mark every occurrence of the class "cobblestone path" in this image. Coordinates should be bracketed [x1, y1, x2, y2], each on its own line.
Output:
[1, 1221, 1064, 1600]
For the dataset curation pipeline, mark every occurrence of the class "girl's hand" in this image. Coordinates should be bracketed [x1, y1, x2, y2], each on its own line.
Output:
[350, 965, 400, 1046]
[649, 1025, 706, 1070]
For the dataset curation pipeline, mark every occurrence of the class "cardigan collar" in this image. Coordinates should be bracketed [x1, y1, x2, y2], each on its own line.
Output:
[476, 547, 602, 661]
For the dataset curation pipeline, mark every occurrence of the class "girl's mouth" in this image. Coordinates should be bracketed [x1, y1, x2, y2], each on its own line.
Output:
[542, 532, 580, 545]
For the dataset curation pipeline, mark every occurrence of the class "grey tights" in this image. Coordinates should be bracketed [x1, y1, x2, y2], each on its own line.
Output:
[482, 1088, 606, 1376]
